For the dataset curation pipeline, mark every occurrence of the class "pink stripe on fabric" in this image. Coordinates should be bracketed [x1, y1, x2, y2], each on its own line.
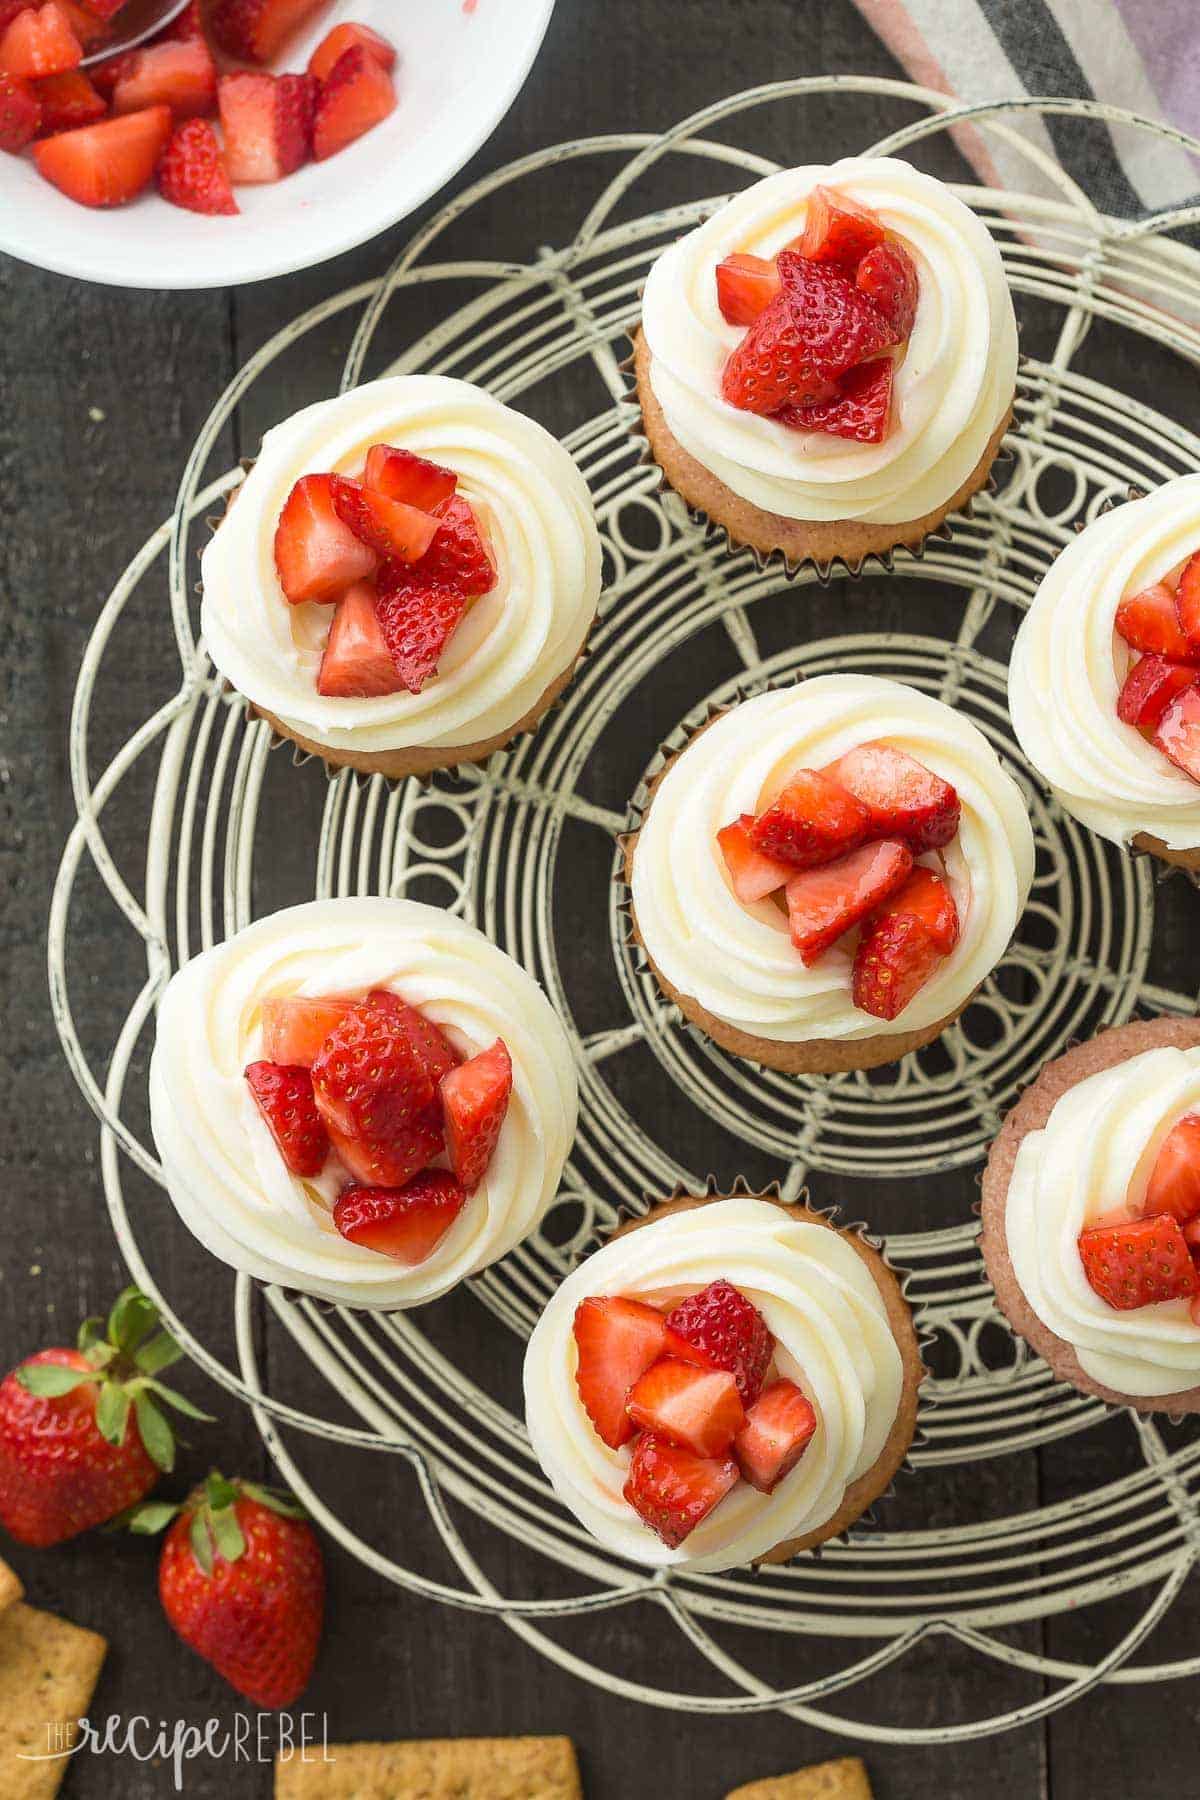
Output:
[852, 0, 1008, 190]
[1114, 0, 1200, 139]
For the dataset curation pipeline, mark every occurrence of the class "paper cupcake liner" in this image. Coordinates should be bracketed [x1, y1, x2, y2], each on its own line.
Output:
[565, 1177, 930, 1563]
[618, 332, 1017, 586]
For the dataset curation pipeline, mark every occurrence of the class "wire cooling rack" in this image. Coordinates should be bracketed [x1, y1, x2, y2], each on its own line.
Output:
[49, 81, 1200, 1741]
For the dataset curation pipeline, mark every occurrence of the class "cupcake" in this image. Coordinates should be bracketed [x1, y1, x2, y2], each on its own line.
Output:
[1009, 474, 1200, 870]
[148, 898, 578, 1308]
[981, 1017, 1200, 1411]
[635, 157, 1017, 569]
[523, 1195, 923, 1570]
[201, 376, 603, 778]
[625, 675, 1035, 1073]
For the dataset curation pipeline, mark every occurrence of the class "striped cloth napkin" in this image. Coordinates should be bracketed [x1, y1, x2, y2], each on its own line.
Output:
[853, 0, 1199, 220]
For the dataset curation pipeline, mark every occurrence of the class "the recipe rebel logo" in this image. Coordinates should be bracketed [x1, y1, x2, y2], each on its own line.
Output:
[19, 1710, 334, 1791]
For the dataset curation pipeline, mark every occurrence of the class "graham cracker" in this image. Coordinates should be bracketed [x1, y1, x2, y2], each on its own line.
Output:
[0, 1602, 107, 1800]
[274, 1734, 581, 1798]
[726, 1757, 873, 1799]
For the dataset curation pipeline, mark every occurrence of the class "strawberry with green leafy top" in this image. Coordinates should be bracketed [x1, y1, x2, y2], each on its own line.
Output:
[130, 1471, 324, 1709]
[0, 1288, 211, 1546]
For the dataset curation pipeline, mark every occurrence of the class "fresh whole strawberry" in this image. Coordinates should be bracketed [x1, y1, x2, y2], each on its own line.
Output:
[0, 1289, 210, 1547]
[665, 1279, 773, 1408]
[1078, 1214, 1199, 1311]
[138, 1472, 324, 1709]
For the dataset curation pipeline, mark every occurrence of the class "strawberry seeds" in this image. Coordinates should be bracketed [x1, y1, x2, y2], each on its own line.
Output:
[272, 448, 498, 701]
[1114, 549, 1200, 784]
[717, 740, 963, 1022]
[245, 990, 513, 1267]
[1078, 1111, 1200, 1323]
[715, 185, 920, 444]
[572, 1281, 817, 1549]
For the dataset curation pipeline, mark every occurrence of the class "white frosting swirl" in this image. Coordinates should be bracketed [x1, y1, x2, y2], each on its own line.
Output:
[201, 376, 603, 755]
[630, 676, 1035, 1044]
[148, 898, 578, 1308]
[523, 1198, 905, 1570]
[1006, 1047, 1200, 1397]
[1009, 475, 1200, 852]
[641, 157, 1017, 525]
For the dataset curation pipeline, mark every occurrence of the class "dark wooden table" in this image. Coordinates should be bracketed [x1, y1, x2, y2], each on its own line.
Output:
[3, 1, 1199, 1793]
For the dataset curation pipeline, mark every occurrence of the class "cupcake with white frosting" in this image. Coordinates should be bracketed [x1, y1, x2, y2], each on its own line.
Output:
[523, 1195, 923, 1570]
[982, 1017, 1200, 1412]
[635, 157, 1017, 569]
[624, 675, 1035, 1074]
[149, 898, 578, 1308]
[1010, 475, 1200, 871]
[202, 376, 603, 779]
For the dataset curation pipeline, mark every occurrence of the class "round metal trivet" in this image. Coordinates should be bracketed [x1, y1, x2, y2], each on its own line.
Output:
[49, 80, 1200, 1741]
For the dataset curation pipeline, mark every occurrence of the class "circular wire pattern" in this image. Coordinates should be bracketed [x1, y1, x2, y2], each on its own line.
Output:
[48, 80, 1200, 1740]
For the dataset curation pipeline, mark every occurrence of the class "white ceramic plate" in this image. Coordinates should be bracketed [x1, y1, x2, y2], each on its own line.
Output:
[0, 0, 555, 288]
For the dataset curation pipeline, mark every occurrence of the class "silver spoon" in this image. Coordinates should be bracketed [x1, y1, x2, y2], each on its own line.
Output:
[80, 0, 194, 64]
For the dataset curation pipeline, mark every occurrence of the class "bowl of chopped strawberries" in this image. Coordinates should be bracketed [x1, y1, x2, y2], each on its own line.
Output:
[0, 0, 555, 287]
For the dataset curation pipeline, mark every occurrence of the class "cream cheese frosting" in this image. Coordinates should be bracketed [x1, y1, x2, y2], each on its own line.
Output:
[640, 157, 1017, 526]
[1006, 1046, 1200, 1397]
[148, 898, 578, 1308]
[523, 1198, 905, 1570]
[201, 376, 603, 757]
[630, 676, 1035, 1045]
[1009, 475, 1200, 853]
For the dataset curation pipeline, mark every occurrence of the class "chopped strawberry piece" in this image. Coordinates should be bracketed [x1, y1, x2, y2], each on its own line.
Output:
[311, 994, 438, 1149]
[715, 252, 782, 327]
[364, 445, 457, 514]
[716, 814, 792, 905]
[748, 768, 870, 870]
[329, 476, 440, 564]
[824, 740, 961, 852]
[312, 43, 395, 163]
[157, 117, 237, 215]
[734, 1378, 817, 1493]
[572, 1296, 670, 1450]
[623, 1434, 739, 1549]
[333, 1171, 467, 1265]
[210, 0, 325, 62]
[0, 5, 80, 80]
[75, 0, 125, 18]
[1078, 1213, 1199, 1311]
[720, 288, 838, 416]
[0, 71, 39, 148]
[112, 37, 216, 122]
[776, 251, 901, 382]
[366, 989, 459, 1089]
[1141, 1115, 1200, 1228]
[33, 68, 103, 133]
[156, 0, 204, 40]
[261, 996, 358, 1068]
[1115, 582, 1200, 665]
[665, 1279, 773, 1408]
[374, 575, 465, 697]
[218, 69, 314, 184]
[0, 1, 31, 27]
[626, 1360, 745, 1459]
[852, 911, 943, 1021]
[785, 838, 913, 966]
[32, 102, 169, 205]
[879, 865, 960, 954]
[307, 20, 395, 83]
[326, 1112, 443, 1190]
[779, 357, 894, 444]
[440, 1039, 511, 1193]
[57, 1, 114, 47]
[406, 494, 496, 598]
[796, 184, 885, 271]
[1116, 655, 1196, 731]
[1154, 685, 1200, 783]
[244, 1060, 329, 1179]
[1176, 551, 1200, 647]
[855, 240, 919, 338]
[316, 582, 401, 699]
[274, 473, 378, 607]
